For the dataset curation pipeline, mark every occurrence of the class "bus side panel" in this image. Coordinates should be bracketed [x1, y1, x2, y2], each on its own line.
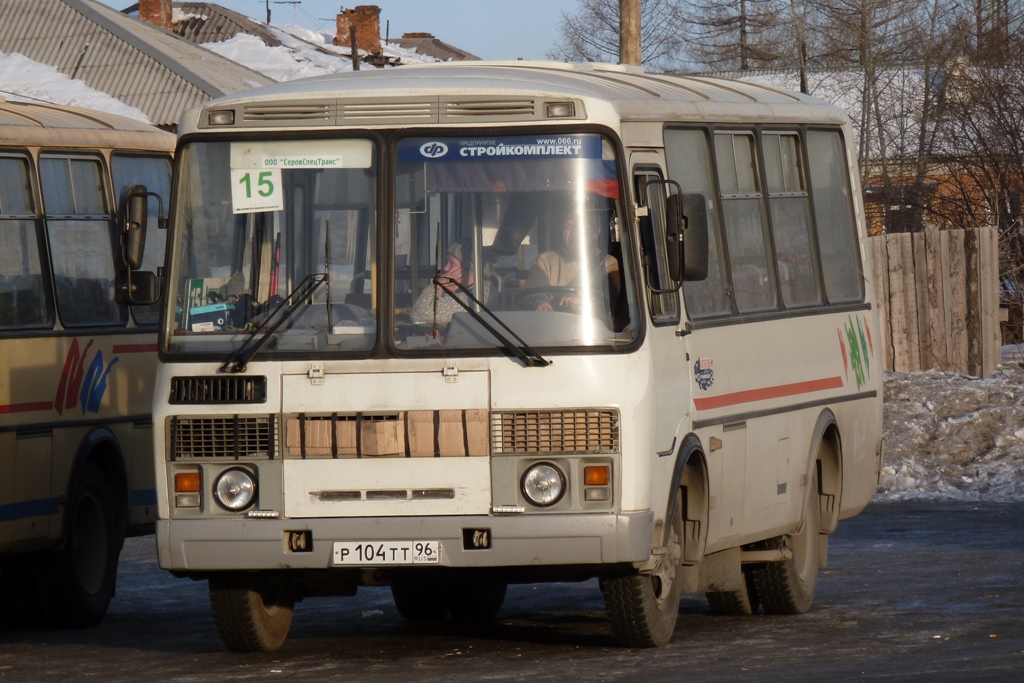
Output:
[1, 334, 158, 552]
[688, 310, 882, 553]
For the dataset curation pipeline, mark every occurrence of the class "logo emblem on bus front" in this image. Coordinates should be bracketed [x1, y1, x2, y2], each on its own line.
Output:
[420, 141, 448, 158]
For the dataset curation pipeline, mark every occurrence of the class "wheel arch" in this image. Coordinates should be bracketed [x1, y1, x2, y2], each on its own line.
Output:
[810, 410, 843, 534]
[667, 434, 709, 565]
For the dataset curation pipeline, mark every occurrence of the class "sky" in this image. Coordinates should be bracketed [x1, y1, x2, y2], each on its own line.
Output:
[98, 0, 582, 61]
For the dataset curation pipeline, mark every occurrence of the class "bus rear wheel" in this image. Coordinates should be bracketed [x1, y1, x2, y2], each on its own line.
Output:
[209, 574, 295, 652]
[603, 495, 683, 647]
[751, 470, 821, 614]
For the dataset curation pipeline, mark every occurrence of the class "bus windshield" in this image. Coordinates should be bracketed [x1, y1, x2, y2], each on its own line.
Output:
[166, 133, 637, 356]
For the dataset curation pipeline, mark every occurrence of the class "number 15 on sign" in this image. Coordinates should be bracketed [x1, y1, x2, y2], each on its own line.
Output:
[231, 168, 283, 214]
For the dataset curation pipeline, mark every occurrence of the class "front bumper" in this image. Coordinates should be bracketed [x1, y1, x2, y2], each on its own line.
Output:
[156, 511, 654, 571]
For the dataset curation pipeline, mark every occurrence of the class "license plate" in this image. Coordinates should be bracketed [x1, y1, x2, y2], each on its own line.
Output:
[332, 540, 441, 565]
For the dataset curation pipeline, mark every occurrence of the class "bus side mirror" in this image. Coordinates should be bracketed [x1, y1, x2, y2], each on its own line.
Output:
[118, 269, 158, 305]
[666, 193, 710, 282]
[120, 185, 149, 270]
[115, 184, 164, 306]
[680, 193, 709, 281]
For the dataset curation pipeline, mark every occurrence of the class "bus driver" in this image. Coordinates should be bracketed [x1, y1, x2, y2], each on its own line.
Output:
[524, 214, 621, 312]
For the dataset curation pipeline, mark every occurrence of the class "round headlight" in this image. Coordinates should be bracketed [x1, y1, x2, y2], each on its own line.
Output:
[213, 468, 256, 511]
[521, 463, 565, 507]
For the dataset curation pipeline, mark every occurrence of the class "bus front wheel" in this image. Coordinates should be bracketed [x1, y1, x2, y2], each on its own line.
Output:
[602, 495, 683, 647]
[209, 574, 295, 652]
[33, 463, 121, 628]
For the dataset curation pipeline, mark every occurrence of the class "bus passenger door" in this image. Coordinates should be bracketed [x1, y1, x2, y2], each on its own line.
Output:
[633, 166, 688, 455]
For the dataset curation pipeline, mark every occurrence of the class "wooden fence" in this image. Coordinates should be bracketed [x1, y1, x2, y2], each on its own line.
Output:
[868, 227, 1000, 377]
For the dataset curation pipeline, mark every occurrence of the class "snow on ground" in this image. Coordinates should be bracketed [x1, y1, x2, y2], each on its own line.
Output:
[879, 345, 1024, 502]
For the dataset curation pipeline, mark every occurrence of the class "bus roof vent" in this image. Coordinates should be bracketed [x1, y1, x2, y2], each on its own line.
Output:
[240, 101, 337, 126]
[337, 100, 438, 123]
[441, 99, 539, 121]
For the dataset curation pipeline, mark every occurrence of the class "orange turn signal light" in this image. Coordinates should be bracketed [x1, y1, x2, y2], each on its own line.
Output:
[584, 465, 610, 486]
[175, 471, 201, 493]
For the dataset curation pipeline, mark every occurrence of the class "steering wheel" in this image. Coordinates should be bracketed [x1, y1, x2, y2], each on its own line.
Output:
[512, 286, 586, 311]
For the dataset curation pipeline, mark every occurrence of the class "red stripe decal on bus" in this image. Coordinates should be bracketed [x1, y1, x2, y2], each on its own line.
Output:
[112, 343, 158, 354]
[0, 401, 55, 414]
[693, 376, 845, 411]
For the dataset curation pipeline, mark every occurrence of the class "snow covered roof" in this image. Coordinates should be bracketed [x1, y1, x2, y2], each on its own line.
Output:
[0, 0, 272, 128]
[0, 2, 476, 129]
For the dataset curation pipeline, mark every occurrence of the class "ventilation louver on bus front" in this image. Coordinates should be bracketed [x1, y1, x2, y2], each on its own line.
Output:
[169, 376, 268, 404]
[227, 98, 582, 127]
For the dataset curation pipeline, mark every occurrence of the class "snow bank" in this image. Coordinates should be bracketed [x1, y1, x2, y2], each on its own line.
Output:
[879, 348, 1024, 502]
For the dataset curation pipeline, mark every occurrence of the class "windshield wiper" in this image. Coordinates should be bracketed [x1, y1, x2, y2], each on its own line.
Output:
[435, 277, 550, 367]
[219, 273, 327, 374]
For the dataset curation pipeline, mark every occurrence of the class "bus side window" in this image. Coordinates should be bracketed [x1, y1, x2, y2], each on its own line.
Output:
[111, 153, 172, 325]
[715, 131, 778, 314]
[0, 155, 52, 329]
[806, 130, 864, 304]
[40, 155, 126, 328]
[665, 128, 731, 318]
[763, 132, 823, 308]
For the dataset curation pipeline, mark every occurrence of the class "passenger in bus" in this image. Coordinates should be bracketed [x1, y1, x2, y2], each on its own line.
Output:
[525, 214, 621, 312]
[411, 240, 490, 329]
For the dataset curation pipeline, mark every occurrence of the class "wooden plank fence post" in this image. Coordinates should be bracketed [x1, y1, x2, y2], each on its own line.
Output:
[946, 229, 968, 374]
[979, 227, 1000, 377]
[923, 230, 948, 370]
[870, 235, 893, 372]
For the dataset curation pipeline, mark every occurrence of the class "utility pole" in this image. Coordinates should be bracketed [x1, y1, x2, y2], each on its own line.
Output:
[619, 0, 641, 66]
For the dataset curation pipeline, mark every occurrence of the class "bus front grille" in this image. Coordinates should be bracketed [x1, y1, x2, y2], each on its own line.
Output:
[491, 409, 619, 455]
[171, 415, 277, 459]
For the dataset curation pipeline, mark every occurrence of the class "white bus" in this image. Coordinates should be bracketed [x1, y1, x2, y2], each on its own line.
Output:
[0, 99, 173, 627]
[142, 62, 883, 651]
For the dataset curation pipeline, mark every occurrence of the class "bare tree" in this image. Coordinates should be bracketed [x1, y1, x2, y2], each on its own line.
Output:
[682, 0, 794, 70]
[549, 0, 691, 71]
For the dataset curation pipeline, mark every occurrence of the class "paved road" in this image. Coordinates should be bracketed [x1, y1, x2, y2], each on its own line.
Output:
[1, 500, 1022, 682]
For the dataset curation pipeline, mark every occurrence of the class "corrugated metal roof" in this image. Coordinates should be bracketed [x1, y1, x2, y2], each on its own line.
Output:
[170, 2, 281, 47]
[0, 0, 273, 129]
[389, 33, 479, 62]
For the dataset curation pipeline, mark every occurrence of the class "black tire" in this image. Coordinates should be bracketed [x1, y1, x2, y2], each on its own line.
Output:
[603, 496, 683, 647]
[391, 579, 450, 621]
[209, 574, 295, 652]
[706, 568, 760, 615]
[751, 470, 821, 615]
[31, 464, 121, 628]
[449, 581, 507, 621]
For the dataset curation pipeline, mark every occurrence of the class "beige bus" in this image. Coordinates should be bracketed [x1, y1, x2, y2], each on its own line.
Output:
[139, 62, 883, 651]
[0, 98, 173, 627]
